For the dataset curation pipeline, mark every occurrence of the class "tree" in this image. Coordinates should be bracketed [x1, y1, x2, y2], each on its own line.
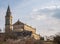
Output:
[0, 29, 1, 32]
[53, 33, 60, 44]
[4, 32, 17, 41]
[40, 37, 44, 40]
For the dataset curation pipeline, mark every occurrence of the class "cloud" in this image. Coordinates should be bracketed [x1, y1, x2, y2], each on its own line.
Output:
[24, 6, 60, 36]
[0, 0, 60, 36]
[32, 6, 60, 19]
[52, 8, 60, 19]
[0, 7, 6, 32]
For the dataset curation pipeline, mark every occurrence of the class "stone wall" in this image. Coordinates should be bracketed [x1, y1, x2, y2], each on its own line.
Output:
[13, 25, 24, 32]
[24, 24, 36, 33]
[32, 33, 40, 40]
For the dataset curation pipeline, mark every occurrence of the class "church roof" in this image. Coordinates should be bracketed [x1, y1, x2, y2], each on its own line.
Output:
[13, 20, 24, 25]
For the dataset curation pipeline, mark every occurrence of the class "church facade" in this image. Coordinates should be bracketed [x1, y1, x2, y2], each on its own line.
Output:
[4, 6, 40, 40]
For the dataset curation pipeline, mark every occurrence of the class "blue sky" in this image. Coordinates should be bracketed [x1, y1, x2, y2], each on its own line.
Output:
[0, 0, 60, 36]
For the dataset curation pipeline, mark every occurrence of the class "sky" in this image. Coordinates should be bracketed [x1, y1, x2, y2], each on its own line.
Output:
[0, 0, 60, 36]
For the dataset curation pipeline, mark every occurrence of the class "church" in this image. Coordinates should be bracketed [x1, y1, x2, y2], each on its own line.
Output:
[0, 5, 40, 40]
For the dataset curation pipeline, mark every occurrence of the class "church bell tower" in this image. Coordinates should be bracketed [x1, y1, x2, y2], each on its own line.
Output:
[5, 5, 13, 33]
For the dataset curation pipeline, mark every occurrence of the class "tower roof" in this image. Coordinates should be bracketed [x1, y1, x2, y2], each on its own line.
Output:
[7, 5, 11, 12]
[6, 5, 12, 17]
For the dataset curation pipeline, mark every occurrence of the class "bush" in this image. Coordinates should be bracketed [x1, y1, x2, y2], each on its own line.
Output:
[53, 33, 60, 44]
